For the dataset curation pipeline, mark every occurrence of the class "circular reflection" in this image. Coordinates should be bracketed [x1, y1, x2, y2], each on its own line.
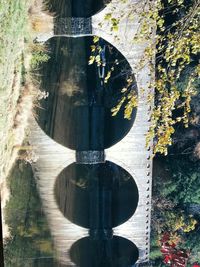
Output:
[70, 236, 139, 267]
[45, 0, 111, 18]
[54, 161, 139, 228]
[36, 36, 137, 150]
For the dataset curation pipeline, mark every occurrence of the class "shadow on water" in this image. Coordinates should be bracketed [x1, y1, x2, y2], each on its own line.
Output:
[36, 36, 137, 150]
[44, 0, 111, 18]
[54, 161, 139, 229]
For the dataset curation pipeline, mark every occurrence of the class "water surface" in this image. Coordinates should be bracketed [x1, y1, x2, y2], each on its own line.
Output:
[36, 36, 137, 151]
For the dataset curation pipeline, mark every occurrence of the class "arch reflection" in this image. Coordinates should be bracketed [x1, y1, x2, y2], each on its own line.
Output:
[70, 236, 139, 267]
[36, 36, 137, 150]
[54, 161, 139, 229]
[44, 0, 111, 18]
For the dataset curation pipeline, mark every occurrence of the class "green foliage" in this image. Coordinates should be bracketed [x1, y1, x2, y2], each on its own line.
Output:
[160, 157, 200, 205]
[152, 154, 200, 264]
[0, 0, 28, 92]
[30, 44, 50, 70]
[184, 228, 200, 263]
[4, 160, 54, 267]
[150, 248, 162, 260]
[104, 14, 120, 32]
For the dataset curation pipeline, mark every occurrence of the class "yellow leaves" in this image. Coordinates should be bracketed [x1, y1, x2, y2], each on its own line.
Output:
[104, 65, 116, 84]
[111, 18, 120, 32]
[140, 21, 151, 37]
[121, 87, 127, 93]
[89, 54, 104, 67]
[124, 92, 138, 120]
[103, 13, 120, 33]
[36, 240, 53, 254]
[95, 55, 101, 66]
[104, 13, 112, 20]
[111, 74, 138, 119]
[112, 24, 119, 32]
[89, 41, 103, 67]
[177, 0, 184, 4]
[88, 56, 95, 65]
[179, 74, 197, 128]
[168, 0, 184, 5]
[104, 71, 111, 83]
[93, 36, 99, 43]
[183, 218, 197, 233]
[111, 97, 126, 116]
[146, 89, 183, 156]
[157, 17, 165, 31]
[151, 9, 199, 156]
[147, 93, 154, 103]
[144, 45, 154, 59]
[196, 64, 200, 77]
[176, 117, 182, 122]
[111, 91, 138, 120]
[174, 215, 197, 233]
[90, 45, 96, 52]
[101, 0, 200, 157]
[148, 74, 196, 155]
[190, 33, 200, 55]
[153, 125, 174, 155]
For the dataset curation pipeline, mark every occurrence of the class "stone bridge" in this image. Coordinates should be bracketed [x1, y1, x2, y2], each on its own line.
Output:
[30, 0, 155, 266]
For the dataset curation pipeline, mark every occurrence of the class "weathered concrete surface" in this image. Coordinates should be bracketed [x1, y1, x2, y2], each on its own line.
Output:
[29, 0, 155, 265]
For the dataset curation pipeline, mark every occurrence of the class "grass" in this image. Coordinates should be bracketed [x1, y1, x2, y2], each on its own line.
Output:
[0, 0, 28, 89]
[0, 0, 55, 180]
[0, 0, 31, 180]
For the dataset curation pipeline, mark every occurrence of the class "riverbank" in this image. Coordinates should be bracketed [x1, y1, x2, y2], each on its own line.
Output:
[0, 0, 53, 239]
[0, 0, 31, 239]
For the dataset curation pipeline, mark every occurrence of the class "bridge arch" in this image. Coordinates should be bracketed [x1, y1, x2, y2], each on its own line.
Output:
[36, 35, 138, 151]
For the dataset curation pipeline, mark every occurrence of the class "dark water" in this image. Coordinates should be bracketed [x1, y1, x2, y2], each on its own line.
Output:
[44, 0, 111, 17]
[70, 236, 139, 267]
[36, 36, 137, 150]
[55, 161, 139, 229]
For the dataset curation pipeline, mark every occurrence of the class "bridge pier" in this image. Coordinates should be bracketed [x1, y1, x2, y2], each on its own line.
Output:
[54, 17, 92, 36]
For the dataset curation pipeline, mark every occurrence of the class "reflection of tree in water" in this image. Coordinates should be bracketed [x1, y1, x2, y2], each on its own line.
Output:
[69, 162, 132, 189]
[36, 36, 137, 151]
[44, 36, 134, 108]
[4, 160, 55, 267]
[54, 162, 139, 229]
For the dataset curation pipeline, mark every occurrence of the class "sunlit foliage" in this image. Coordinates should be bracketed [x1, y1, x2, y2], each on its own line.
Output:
[103, 0, 200, 156]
